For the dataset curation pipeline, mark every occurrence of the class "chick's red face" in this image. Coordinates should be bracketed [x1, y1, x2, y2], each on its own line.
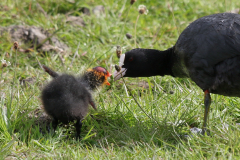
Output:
[93, 66, 112, 77]
[92, 66, 112, 85]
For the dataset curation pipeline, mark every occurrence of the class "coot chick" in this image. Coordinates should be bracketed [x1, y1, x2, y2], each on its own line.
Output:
[41, 65, 111, 139]
[114, 13, 240, 134]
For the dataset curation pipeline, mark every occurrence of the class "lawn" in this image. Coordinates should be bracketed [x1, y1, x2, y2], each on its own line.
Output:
[1, 0, 240, 159]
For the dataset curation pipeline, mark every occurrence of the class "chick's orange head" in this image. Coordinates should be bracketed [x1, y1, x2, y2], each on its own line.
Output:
[89, 66, 111, 86]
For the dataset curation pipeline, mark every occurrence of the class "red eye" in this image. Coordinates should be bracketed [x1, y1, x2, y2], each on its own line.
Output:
[129, 57, 133, 62]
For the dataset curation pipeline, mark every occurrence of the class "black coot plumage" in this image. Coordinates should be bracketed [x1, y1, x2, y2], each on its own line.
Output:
[114, 13, 240, 134]
[41, 65, 111, 139]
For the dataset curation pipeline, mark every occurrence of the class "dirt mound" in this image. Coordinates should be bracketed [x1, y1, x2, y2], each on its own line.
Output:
[0, 25, 70, 53]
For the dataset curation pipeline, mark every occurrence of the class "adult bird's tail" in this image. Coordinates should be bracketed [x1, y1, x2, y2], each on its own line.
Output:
[42, 65, 59, 78]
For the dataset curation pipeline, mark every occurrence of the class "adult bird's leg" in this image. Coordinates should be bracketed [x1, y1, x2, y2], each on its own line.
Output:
[202, 90, 211, 135]
[75, 119, 82, 140]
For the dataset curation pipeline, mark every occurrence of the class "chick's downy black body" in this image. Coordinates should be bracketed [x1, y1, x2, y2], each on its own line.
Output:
[42, 74, 95, 123]
[114, 13, 240, 134]
[41, 65, 110, 139]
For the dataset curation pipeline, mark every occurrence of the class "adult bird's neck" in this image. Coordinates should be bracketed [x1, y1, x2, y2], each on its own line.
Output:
[142, 47, 174, 77]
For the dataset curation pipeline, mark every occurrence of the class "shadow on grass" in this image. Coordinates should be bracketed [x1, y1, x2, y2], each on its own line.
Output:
[15, 109, 190, 150]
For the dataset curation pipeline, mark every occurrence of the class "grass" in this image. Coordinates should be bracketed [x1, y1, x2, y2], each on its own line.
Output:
[1, 0, 240, 159]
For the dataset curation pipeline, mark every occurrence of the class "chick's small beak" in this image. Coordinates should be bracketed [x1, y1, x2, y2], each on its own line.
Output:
[104, 73, 111, 86]
[107, 72, 112, 77]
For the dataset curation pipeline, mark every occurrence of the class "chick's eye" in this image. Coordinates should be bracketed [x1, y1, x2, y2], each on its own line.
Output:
[129, 57, 133, 62]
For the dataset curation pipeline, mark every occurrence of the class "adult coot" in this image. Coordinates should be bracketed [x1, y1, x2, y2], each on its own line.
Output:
[42, 65, 111, 139]
[114, 13, 240, 134]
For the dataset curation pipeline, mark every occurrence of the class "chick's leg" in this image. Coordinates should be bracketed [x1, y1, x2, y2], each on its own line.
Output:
[75, 119, 82, 140]
[52, 117, 59, 131]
